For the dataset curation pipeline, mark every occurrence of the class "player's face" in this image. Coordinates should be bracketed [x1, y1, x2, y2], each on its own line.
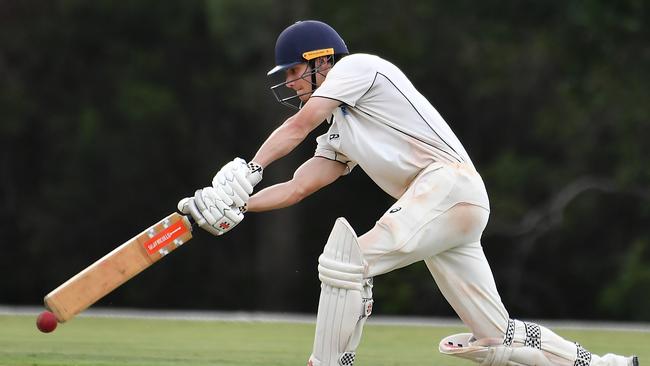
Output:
[284, 63, 314, 103]
[284, 59, 330, 103]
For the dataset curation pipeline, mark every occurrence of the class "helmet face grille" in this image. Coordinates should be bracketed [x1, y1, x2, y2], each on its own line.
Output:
[270, 81, 309, 110]
[268, 20, 348, 75]
[269, 55, 336, 110]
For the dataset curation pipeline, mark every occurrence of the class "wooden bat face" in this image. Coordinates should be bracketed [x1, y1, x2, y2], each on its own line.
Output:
[44, 212, 193, 323]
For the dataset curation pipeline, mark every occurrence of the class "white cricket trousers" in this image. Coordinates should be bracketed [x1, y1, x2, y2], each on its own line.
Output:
[358, 161, 507, 339]
[357, 162, 631, 366]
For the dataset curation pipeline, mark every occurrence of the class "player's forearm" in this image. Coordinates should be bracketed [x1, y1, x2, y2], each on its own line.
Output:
[246, 157, 346, 213]
[252, 116, 310, 169]
[251, 97, 340, 169]
[246, 181, 306, 212]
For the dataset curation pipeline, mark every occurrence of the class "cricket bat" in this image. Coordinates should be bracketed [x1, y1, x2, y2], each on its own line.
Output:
[44, 212, 194, 323]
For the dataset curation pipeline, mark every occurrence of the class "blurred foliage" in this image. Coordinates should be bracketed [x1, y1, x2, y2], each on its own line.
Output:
[599, 239, 650, 320]
[1, 0, 648, 320]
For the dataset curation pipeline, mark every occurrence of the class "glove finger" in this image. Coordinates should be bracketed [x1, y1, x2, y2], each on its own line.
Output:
[193, 189, 206, 211]
[204, 190, 227, 221]
[216, 198, 243, 224]
[214, 171, 235, 196]
[213, 184, 234, 206]
[185, 196, 208, 228]
[177, 197, 193, 214]
[205, 187, 230, 225]
[232, 159, 255, 192]
[216, 170, 246, 206]
[229, 188, 247, 208]
[207, 199, 237, 233]
[233, 168, 254, 194]
[213, 170, 226, 186]
[222, 165, 236, 183]
[226, 171, 250, 204]
[195, 189, 218, 225]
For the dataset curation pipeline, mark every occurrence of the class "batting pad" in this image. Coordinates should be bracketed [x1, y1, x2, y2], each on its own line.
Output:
[309, 218, 373, 366]
[440, 319, 633, 366]
[439, 333, 553, 366]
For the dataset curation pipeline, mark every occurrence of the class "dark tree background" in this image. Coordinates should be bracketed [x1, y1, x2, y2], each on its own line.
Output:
[1, 0, 648, 321]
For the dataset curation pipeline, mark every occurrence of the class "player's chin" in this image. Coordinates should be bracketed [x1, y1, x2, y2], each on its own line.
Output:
[298, 92, 312, 103]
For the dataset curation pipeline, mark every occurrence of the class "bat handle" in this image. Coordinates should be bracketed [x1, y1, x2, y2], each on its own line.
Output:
[184, 214, 197, 228]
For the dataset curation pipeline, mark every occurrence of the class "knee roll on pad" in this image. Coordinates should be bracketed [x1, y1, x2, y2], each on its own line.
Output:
[309, 218, 373, 366]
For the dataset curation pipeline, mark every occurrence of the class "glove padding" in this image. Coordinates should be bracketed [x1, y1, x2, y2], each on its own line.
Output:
[212, 158, 263, 208]
[177, 158, 262, 237]
[177, 188, 243, 236]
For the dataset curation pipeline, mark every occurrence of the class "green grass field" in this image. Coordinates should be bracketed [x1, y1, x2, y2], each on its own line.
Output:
[0, 315, 647, 366]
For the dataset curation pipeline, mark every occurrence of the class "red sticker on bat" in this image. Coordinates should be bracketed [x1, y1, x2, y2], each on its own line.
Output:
[144, 220, 188, 254]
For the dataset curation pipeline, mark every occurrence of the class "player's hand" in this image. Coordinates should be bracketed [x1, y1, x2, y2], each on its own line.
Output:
[211, 158, 263, 208]
[177, 188, 244, 236]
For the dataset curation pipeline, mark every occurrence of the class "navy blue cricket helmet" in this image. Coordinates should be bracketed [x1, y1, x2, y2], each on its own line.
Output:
[267, 20, 349, 75]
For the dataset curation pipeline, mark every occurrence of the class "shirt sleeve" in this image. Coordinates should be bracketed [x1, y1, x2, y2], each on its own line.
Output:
[311, 55, 375, 107]
[314, 133, 357, 175]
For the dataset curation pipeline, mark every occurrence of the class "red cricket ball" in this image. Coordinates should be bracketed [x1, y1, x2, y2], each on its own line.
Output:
[36, 310, 58, 333]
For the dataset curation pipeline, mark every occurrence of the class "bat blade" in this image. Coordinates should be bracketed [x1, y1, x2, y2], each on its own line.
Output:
[44, 212, 193, 323]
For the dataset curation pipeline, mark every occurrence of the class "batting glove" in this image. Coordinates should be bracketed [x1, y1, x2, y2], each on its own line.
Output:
[212, 158, 263, 208]
[177, 188, 243, 236]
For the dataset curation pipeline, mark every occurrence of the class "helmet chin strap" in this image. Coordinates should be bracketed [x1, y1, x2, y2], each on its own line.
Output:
[308, 56, 334, 94]
[309, 59, 318, 93]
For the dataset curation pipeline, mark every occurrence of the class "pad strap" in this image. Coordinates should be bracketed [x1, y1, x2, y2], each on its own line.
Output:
[504, 319, 516, 346]
[574, 343, 592, 366]
[523, 322, 541, 349]
[503, 319, 541, 349]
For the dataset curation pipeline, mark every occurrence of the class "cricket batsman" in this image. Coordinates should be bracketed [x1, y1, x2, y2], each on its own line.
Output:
[179, 20, 639, 366]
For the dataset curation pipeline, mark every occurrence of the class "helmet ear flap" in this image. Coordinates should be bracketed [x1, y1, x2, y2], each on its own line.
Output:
[308, 56, 334, 85]
[314, 55, 332, 68]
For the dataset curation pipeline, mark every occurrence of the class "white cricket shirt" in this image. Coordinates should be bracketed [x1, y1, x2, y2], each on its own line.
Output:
[312, 53, 474, 199]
